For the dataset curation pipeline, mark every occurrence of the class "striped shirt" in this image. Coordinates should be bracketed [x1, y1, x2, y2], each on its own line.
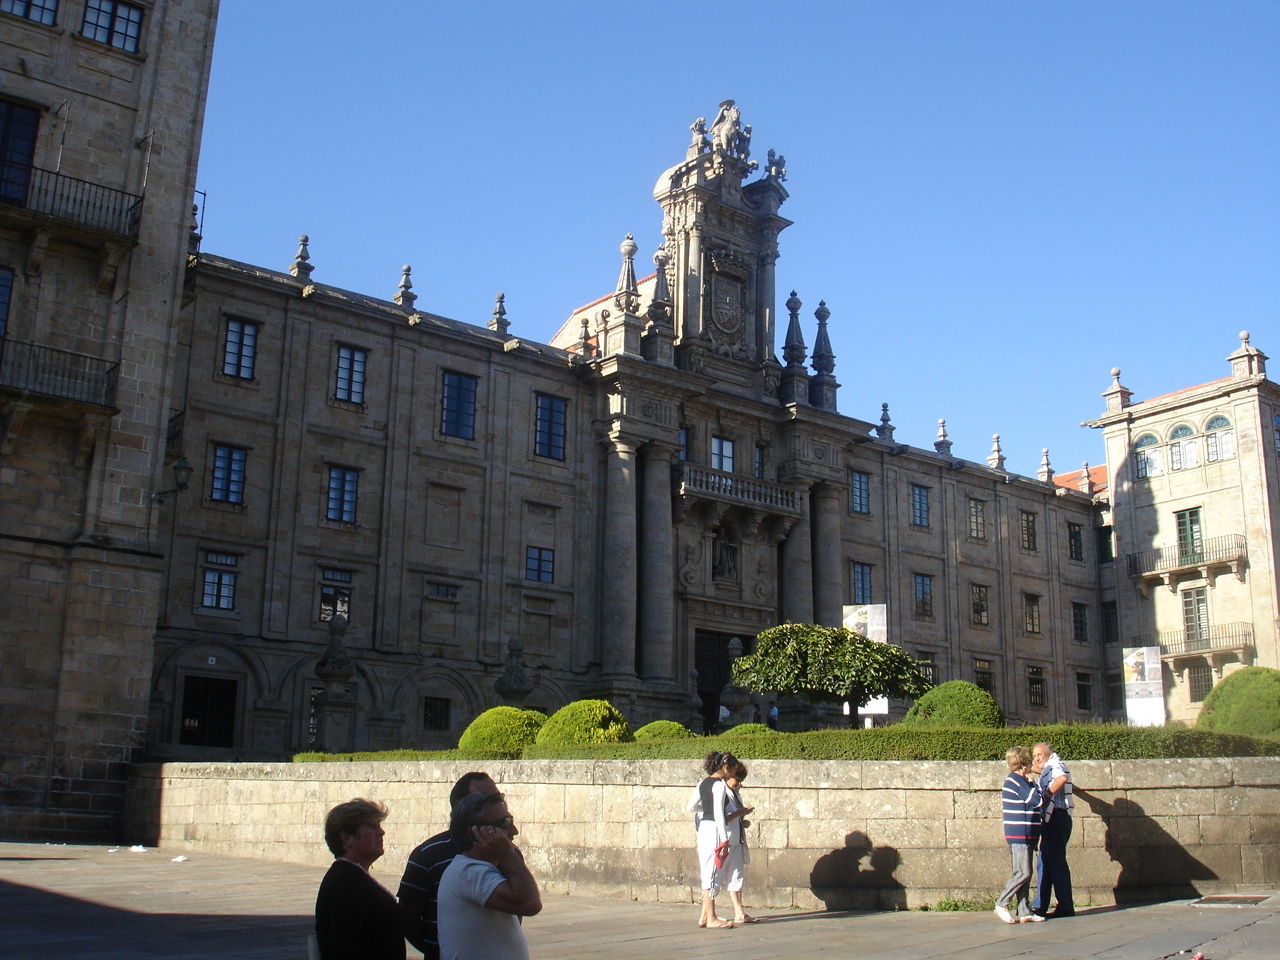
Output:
[396, 830, 458, 960]
[1001, 772, 1043, 844]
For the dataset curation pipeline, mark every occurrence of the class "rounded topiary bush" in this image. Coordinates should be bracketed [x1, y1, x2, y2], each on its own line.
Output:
[535, 699, 634, 746]
[901, 680, 1003, 728]
[634, 719, 697, 741]
[457, 706, 548, 753]
[722, 722, 778, 736]
[1195, 666, 1280, 735]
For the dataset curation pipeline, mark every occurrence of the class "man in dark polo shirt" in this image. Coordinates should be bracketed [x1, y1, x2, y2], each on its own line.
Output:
[398, 772, 499, 959]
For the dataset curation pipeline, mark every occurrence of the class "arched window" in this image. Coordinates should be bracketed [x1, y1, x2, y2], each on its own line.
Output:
[1205, 415, 1235, 462]
[1133, 433, 1160, 480]
[1168, 424, 1197, 471]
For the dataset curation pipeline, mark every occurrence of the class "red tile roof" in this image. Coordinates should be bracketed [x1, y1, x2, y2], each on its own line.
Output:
[1052, 463, 1109, 494]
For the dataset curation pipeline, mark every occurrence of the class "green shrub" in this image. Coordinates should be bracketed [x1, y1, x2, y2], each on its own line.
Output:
[293, 747, 514, 762]
[721, 722, 778, 736]
[1196, 666, 1280, 736]
[901, 680, 1003, 728]
[457, 706, 548, 754]
[534, 699, 634, 746]
[634, 719, 697, 741]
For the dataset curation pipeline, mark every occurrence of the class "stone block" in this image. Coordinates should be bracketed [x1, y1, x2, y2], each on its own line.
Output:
[862, 760, 967, 790]
[563, 784, 602, 823]
[1215, 785, 1279, 816]
[1240, 843, 1280, 884]
[1231, 757, 1280, 787]
[1111, 757, 1231, 790]
[952, 790, 996, 819]
[946, 818, 1002, 849]
[786, 817, 867, 850]
[599, 784, 632, 823]
[1133, 786, 1217, 817]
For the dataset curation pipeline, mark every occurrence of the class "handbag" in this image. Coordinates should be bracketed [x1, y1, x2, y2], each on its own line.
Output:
[713, 840, 731, 868]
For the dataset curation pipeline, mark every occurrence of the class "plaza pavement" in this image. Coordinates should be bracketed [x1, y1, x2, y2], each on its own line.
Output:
[0, 841, 1276, 960]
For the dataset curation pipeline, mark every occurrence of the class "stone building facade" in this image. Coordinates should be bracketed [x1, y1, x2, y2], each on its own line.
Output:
[0, 0, 220, 838]
[1086, 336, 1280, 723]
[147, 103, 1109, 763]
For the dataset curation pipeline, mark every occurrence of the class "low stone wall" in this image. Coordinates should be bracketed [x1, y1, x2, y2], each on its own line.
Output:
[125, 757, 1280, 909]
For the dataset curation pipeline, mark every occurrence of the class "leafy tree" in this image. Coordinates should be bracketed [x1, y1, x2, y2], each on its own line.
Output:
[1195, 666, 1280, 736]
[730, 623, 932, 721]
[900, 679, 1003, 728]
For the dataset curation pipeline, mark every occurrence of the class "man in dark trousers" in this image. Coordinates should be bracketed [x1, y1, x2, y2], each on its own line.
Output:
[398, 772, 499, 958]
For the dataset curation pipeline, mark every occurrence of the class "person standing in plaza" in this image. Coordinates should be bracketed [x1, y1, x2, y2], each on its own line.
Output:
[993, 747, 1044, 924]
[724, 760, 758, 924]
[437, 791, 541, 960]
[1032, 741, 1075, 918]
[315, 798, 405, 960]
[397, 772, 500, 959]
[687, 750, 738, 929]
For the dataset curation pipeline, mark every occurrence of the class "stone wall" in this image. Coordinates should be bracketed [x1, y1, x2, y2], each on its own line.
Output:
[125, 757, 1279, 909]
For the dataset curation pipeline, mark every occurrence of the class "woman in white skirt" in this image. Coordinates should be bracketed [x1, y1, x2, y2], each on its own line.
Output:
[686, 750, 738, 928]
[723, 761, 758, 923]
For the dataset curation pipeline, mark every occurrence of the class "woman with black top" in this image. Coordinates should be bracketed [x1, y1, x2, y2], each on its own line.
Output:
[686, 750, 738, 929]
[314, 798, 405, 960]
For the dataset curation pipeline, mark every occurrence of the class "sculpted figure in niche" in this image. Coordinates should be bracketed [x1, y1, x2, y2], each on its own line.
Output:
[712, 529, 738, 579]
[711, 100, 741, 156]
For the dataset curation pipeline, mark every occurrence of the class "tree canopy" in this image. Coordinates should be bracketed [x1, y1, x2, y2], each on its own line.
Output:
[730, 623, 933, 708]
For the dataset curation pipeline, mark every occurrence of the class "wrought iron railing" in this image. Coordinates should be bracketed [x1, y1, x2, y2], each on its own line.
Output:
[1, 165, 143, 237]
[676, 464, 799, 511]
[0, 339, 119, 408]
[1125, 534, 1247, 577]
[1133, 622, 1255, 658]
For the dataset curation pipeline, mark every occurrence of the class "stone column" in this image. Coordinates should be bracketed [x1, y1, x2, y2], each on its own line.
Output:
[781, 488, 814, 623]
[603, 435, 639, 677]
[811, 482, 844, 626]
[639, 442, 676, 680]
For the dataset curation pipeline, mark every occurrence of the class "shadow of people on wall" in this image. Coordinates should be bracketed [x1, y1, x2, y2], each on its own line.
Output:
[1074, 789, 1217, 904]
[809, 830, 907, 911]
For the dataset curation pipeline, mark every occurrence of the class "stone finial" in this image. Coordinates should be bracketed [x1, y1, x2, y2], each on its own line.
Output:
[1078, 461, 1095, 495]
[488, 292, 510, 335]
[1228, 329, 1268, 379]
[187, 203, 202, 256]
[577, 315, 594, 359]
[651, 246, 672, 307]
[394, 264, 416, 309]
[987, 434, 1006, 471]
[613, 234, 641, 315]
[934, 419, 953, 455]
[811, 301, 835, 375]
[1037, 448, 1054, 483]
[875, 403, 895, 440]
[1102, 366, 1132, 413]
[642, 246, 676, 365]
[782, 291, 806, 367]
[289, 234, 313, 281]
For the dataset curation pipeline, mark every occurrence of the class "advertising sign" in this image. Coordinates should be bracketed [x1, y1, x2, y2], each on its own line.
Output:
[843, 604, 889, 716]
[1121, 645, 1165, 726]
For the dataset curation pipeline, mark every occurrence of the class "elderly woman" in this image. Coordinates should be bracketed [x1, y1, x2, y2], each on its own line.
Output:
[994, 747, 1044, 924]
[315, 798, 406, 960]
[686, 750, 739, 929]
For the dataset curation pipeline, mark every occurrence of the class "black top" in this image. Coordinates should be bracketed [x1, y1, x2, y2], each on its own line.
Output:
[395, 830, 459, 959]
[315, 859, 406, 960]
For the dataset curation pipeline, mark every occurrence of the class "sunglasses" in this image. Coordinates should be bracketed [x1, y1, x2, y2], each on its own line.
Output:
[482, 815, 515, 829]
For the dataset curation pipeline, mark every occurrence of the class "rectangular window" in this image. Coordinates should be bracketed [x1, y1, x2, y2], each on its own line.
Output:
[913, 573, 934, 618]
[1019, 510, 1038, 551]
[440, 370, 478, 439]
[1182, 586, 1209, 649]
[0, 265, 13, 340]
[850, 471, 871, 514]
[916, 653, 937, 685]
[1027, 665, 1046, 708]
[534, 393, 567, 460]
[1106, 671, 1124, 712]
[423, 696, 452, 731]
[427, 581, 459, 600]
[334, 345, 367, 403]
[1187, 663, 1213, 703]
[325, 466, 359, 523]
[0, 99, 40, 205]
[209, 444, 247, 503]
[1071, 602, 1089, 644]
[319, 567, 352, 622]
[753, 445, 764, 479]
[1067, 522, 1084, 561]
[222, 318, 258, 379]
[81, 0, 143, 52]
[851, 562, 872, 605]
[1097, 524, 1114, 562]
[1076, 672, 1093, 712]
[970, 583, 990, 626]
[677, 427, 688, 461]
[1103, 600, 1119, 645]
[711, 436, 735, 472]
[974, 658, 994, 694]
[200, 551, 238, 610]
[967, 497, 986, 539]
[1175, 507, 1204, 564]
[910, 484, 930, 527]
[179, 675, 236, 747]
[1, 1, 58, 26]
[525, 545, 555, 583]
[1023, 593, 1041, 634]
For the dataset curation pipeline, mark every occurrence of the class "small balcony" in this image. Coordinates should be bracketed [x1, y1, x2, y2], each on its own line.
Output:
[1152, 621, 1254, 659]
[675, 463, 800, 513]
[0, 339, 120, 409]
[1, 165, 143, 239]
[1125, 534, 1247, 594]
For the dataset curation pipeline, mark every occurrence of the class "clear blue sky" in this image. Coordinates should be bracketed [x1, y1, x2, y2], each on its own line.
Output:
[197, 0, 1279, 477]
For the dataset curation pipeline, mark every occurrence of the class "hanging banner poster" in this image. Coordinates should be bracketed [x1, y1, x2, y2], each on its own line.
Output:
[843, 604, 889, 716]
[1121, 645, 1164, 726]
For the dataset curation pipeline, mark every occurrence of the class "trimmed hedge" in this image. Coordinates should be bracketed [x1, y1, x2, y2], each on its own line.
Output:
[458, 706, 547, 753]
[721, 722, 780, 737]
[534, 699, 634, 746]
[634, 720, 697, 741]
[293, 747, 517, 762]
[1196, 666, 1280, 736]
[902, 680, 1003, 728]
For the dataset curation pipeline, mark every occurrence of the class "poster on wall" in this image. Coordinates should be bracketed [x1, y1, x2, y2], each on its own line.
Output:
[1121, 645, 1165, 726]
[843, 604, 889, 716]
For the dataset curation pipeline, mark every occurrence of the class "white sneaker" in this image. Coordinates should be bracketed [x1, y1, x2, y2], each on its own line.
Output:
[994, 905, 1015, 924]
[1021, 913, 1046, 922]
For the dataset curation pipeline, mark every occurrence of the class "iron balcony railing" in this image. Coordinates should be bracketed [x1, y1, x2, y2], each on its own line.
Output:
[1, 165, 143, 238]
[0, 339, 120, 408]
[1135, 621, 1255, 658]
[676, 463, 799, 512]
[1125, 533, 1247, 578]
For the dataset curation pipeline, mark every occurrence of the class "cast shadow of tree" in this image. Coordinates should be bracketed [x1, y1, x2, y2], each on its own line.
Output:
[1074, 789, 1217, 904]
[809, 830, 906, 911]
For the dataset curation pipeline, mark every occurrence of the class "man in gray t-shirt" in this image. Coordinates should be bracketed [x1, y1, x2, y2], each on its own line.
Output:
[438, 792, 541, 960]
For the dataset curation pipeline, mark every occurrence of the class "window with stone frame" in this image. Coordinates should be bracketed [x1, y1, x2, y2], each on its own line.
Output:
[753, 445, 765, 479]
[1133, 433, 1160, 479]
[1019, 510, 1038, 551]
[534, 393, 567, 460]
[0, 99, 39, 205]
[1067, 521, 1084, 561]
[1071, 602, 1089, 644]
[1274, 414, 1280, 457]
[1023, 593, 1042, 634]
[209, 444, 247, 503]
[910, 484, 930, 527]
[1187, 663, 1213, 702]
[913, 573, 934, 618]
[916, 652, 937, 685]
[1076, 672, 1093, 712]
[81, 0, 143, 52]
[970, 583, 990, 626]
[1103, 600, 1119, 645]
[1168, 423, 1198, 470]
[851, 561, 872, 605]
[1027, 665, 1046, 708]
[325, 465, 359, 523]
[711, 435, 735, 472]
[1096, 524, 1115, 562]
[677, 426, 688, 461]
[422, 696, 451, 732]
[973, 658, 994, 694]
[318, 567, 352, 622]
[0, 264, 13, 339]
[179, 675, 236, 748]
[1205, 416, 1235, 462]
[850, 471, 871, 514]
[199, 551, 238, 610]
[440, 370, 478, 439]
[221, 318, 258, 379]
[525, 545, 554, 583]
[1106, 671, 1123, 712]
[1, 0, 58, 27]
[967, 496, 986, 539]
[334, 344, 368, 404]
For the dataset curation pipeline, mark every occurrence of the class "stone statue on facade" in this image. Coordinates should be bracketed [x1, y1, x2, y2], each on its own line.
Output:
[766, 149, 787, 182]
[711, 100, 742, 156]
[690, 117, 710, 154]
